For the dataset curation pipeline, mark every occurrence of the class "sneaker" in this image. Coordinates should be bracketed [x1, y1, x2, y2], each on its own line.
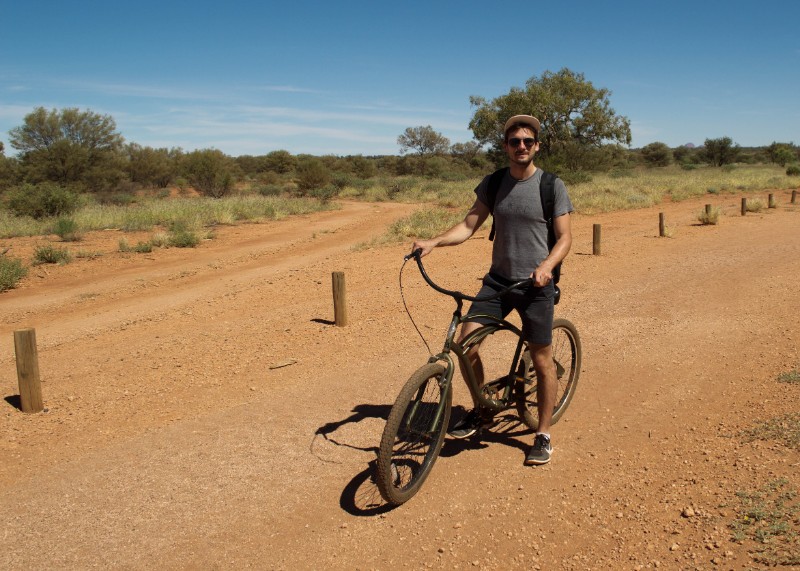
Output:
[447, 409, 486, 439]
[525, 434, 553, 465]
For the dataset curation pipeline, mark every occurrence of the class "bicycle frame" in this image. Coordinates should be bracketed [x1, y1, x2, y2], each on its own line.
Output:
[402, 249, 536, 429]
[427, 304, 529, 416]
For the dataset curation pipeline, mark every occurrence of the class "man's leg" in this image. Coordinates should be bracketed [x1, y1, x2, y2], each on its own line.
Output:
[457, 320, 484, 393]
[529, 342, 556, 433]
[525, 342, 556, 464]
[447, 320, 488, 439]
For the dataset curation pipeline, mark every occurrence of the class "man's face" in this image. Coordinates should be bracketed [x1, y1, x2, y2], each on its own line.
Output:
[503, 126, 539, 166]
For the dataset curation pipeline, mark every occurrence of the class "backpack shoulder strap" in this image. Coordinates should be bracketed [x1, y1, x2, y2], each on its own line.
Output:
[486, 167, 508, 241]
[539, 171, 557, 224]
[539, 171, 561, 283]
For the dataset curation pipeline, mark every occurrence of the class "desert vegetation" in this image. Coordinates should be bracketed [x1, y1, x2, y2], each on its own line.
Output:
[1, 68, 799, 292]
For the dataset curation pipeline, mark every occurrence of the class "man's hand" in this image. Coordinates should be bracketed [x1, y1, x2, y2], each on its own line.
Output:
[531, 265, 553, 287]
[410, 239, 437, 258]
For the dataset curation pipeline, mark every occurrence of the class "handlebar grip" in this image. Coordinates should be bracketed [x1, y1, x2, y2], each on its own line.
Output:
[404, 248, 423, 262]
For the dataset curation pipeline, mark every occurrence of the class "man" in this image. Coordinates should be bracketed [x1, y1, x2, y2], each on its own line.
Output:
[411, 115, 573, 466]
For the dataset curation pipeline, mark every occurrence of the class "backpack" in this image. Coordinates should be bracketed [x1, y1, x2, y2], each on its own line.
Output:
[485, 167, 561, 284]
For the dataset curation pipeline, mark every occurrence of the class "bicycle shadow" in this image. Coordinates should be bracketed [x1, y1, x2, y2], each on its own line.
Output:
[311, 403, 396, 515]
[439, 405, 535, 458]
[330, 404, 536, 515]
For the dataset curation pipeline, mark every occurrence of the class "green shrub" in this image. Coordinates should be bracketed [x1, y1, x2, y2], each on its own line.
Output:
[167, 221, 200, 248]
[0, 255, 27, 291]
[786, 164, 800, 176]
[52, 217, 82, 241]
[6, 183, 79, 219]
[309, 184, 340, 202]
[121, 238, 153, 253]
[32, 244, 72, 265]
[331, 172, 353, 190]
[295, 159, 332, 193]
[134, 241, 153, 253]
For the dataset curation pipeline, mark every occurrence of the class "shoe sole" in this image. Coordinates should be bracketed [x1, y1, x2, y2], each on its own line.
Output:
[524, 449, 553, 466]
[446, 428, 478, 440]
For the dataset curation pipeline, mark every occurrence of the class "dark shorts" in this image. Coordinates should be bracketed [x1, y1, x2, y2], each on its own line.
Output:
[465, 272, 555, 346]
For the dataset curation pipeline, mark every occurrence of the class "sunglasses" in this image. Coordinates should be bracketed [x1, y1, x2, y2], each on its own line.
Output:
[508, 137, 537, 148]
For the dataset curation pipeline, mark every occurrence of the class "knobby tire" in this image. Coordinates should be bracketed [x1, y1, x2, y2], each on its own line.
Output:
[376, 363, 451, 506]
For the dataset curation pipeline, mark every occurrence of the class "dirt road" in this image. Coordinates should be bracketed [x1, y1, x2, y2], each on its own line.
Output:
[1, 192, 799, 569]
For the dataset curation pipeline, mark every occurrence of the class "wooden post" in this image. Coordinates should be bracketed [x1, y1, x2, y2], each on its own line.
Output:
[593, 224, 602, 255]
[331, 271, 348, 327]
[741, 197, 747, 216]
[792, 190, 796, 204]
[14, 329, 44, 413]
[768, 193, 775, 208]
[705, 204, 712, 217]
[658, 213, 665, 237]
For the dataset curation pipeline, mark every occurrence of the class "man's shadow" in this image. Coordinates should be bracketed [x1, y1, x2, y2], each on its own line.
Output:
[319, 404, 534, 516]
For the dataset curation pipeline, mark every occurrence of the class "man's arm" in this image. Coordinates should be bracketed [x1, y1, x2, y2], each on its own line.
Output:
[532, 212, 572, 286]
[411, 198, 490, 257]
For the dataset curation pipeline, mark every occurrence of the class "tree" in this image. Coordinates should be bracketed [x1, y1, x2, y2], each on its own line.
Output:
[182, 149, 237, 198]
[9, 107, 126, 191]
[702, 137, 740, 167]
[450, 141, 481, 162]
[127, 144, 180, 188]
[640, 142, 672, 167]
[263, 150, 296, 174]
[765, 142, 797, 167]
[0, 143, 20, 190]
[295, 158, 332, 193]
[397, 126, 450, 156]
[468, 68, 631, 171]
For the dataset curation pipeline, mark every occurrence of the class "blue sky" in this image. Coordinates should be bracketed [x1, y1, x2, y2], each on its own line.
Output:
[1, 0, 799, 157]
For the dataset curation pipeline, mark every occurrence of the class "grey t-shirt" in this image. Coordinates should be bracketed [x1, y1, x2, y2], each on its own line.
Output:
[475, 168, 574, 281]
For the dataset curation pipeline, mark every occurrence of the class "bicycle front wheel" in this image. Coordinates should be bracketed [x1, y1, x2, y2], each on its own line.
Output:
[516, 318, 582, 430]
[376, 363, 451, 506]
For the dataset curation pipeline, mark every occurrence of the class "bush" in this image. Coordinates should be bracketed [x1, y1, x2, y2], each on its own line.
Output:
[32, 244, 72, 265]
[309, 184, 340, 202]
[0, 254, 27, 291]
[52, 217, 82, 241]
[6, 183, 79, 219]
[183, 149, 237, 198]
[786, 164, 800, 176]
[746, 198, 764, 213]
[295, 159, 332, 193]
[167, 221, 200, 248]
[698, 206, 720, 225]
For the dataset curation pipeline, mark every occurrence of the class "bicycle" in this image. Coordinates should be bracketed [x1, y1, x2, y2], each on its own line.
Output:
[375, 250, 582, 506]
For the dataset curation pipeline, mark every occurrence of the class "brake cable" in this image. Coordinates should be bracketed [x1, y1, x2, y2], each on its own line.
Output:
[399, 258, 433, 356]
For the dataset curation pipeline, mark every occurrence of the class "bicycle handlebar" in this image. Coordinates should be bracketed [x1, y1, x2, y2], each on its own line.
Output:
[404, 248, 533, 303]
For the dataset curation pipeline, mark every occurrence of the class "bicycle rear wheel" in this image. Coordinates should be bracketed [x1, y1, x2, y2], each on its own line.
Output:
[516, 318, 582, 430]
[376, 363, 451, 506]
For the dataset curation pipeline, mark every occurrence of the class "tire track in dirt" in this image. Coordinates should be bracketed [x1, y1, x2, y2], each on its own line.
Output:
[1, 192, 799, 569]
[0, 201, 417, 357]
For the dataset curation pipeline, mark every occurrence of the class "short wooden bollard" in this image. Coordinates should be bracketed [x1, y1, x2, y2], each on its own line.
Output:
[331, 271, 348, 327]
[705, 204, 712, 217]
[658, 213, 665, 237]
[14, 329, 44, 413]
[741, 197, 747, 216]
[792, 190, 796, 204]
[768, 193, 775, 208]
[593, 224, 602, 255]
